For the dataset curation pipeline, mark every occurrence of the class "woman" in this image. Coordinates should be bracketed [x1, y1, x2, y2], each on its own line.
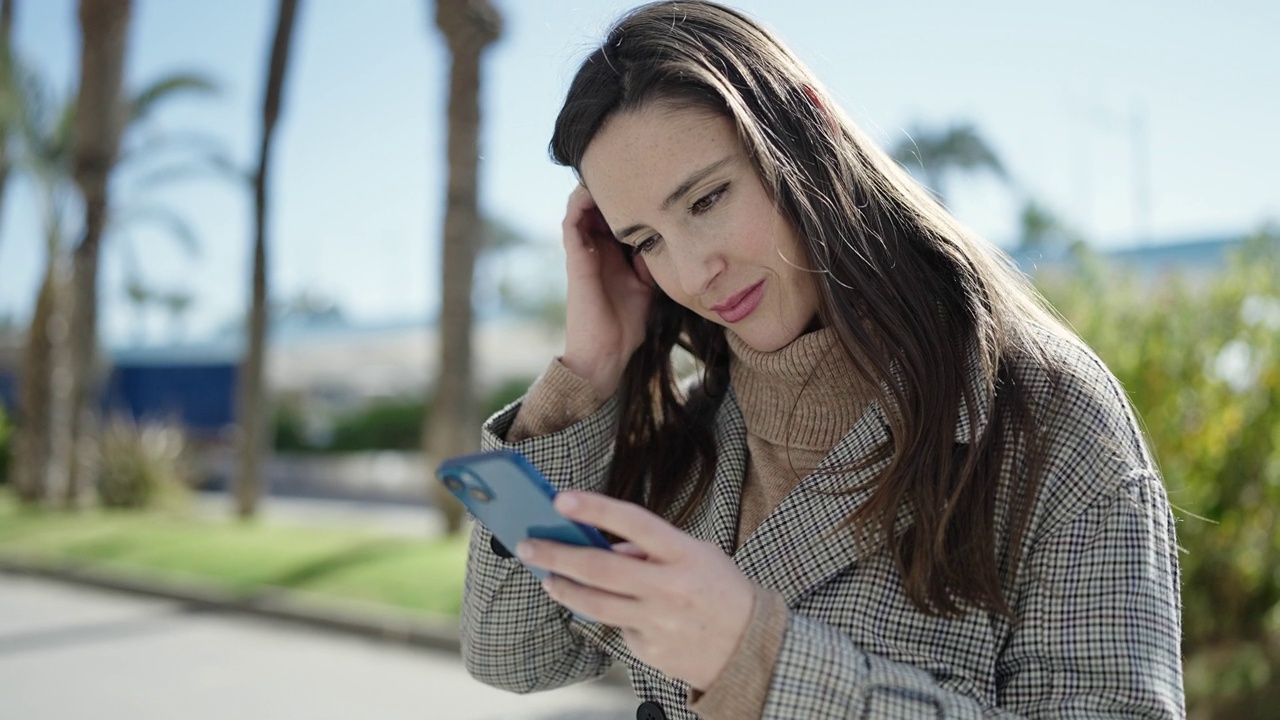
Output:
[460, 2, 1185, 718]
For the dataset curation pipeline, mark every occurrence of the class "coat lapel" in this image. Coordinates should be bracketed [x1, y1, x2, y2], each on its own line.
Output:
[690, 388, 751, 556]
[733, 401, 899, 606]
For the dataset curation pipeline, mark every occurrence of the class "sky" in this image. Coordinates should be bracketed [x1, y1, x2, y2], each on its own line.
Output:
[0, 0, 1277, 349]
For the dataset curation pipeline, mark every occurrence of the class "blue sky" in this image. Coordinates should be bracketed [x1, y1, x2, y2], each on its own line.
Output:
[0, 0, 1276, 348]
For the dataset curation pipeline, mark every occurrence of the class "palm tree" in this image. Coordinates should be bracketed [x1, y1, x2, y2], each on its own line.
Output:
[3, 39, 77, 504]
[889, 121, 1007, 206]
[113, 197, 203, 346]
[426, 0, 502, 534]
[63, 0, 132, 507]
[235, 0, 300, 519]
[1016, 198, 1085, 253]
[480, 218, 566, 333]
[123, 274, 151, 344]
[3, 48, 215, 505]
[159, 290, 192, 343]
[1017, 200, 1060, 252]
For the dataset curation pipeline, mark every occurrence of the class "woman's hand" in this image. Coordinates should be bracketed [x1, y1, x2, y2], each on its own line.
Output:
[516, 491, 756, 691]
[560, 185, 655, 400]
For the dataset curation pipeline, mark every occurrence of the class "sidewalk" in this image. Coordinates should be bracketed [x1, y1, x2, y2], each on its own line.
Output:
[1, 573, 636, 719]
[1, 492, 631, 687]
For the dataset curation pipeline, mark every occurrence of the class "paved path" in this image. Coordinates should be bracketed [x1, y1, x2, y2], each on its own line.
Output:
[0, 574, 636, 720]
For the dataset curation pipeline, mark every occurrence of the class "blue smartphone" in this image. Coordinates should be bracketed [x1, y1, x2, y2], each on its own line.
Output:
[436, 449, 612, 583]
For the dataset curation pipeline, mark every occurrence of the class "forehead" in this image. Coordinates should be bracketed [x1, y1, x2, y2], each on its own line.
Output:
[580, 105, 743, 211]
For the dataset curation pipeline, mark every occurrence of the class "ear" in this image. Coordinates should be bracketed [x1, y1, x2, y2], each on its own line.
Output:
[802, 84, 838, 134]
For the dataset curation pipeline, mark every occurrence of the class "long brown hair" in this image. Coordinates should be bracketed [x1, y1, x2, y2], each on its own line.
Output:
[550, 0, 1070, 619]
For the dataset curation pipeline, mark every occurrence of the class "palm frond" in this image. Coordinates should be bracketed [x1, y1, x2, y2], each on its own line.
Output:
[129, 72, 218, 124]
[889, 120, 1007, 181]
[940, 122, 1007, 178]
[50, 97, 76, 163]
[125, 142, 248, 190]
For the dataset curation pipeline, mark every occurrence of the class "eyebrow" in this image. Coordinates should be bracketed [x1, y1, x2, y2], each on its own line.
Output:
[613, 155, 735, 241]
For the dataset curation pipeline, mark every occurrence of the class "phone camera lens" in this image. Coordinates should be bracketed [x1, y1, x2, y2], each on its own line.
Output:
[469, 486, 493, 503]
[443, 475, 464, 492]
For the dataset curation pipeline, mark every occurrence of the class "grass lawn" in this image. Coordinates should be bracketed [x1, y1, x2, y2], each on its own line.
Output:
[0, 491, 469, 618]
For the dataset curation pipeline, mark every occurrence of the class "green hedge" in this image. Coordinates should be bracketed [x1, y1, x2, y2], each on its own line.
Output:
[272, 378, 538, 454]
[327, 400, 427, 452]
[273, 402, 312, 452]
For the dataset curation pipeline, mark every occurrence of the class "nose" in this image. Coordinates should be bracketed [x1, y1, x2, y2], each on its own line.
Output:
[669, 235, 726, 298]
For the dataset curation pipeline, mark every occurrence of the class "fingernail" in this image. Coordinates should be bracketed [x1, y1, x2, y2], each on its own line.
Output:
[556, 493, 579, 512]
[516, 542, 533, 560]
[541, 578, 554, 594]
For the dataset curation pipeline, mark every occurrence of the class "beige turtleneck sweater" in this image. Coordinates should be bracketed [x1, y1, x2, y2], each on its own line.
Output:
[506, 328, 868, 719]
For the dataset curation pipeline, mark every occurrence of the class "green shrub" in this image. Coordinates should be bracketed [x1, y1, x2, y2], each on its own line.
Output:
[0, 406, 11, 486]
[328, 399, 427, 452]
[273, 402, 312, 452]
[96, 417, 192, 510]
[1036, 226, 1280, 716]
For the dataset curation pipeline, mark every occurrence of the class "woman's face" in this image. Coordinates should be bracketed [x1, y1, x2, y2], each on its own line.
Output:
[579, 104, 821, 353]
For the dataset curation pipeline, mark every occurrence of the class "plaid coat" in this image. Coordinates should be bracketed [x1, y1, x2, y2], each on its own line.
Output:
[460, 332, 1185, 718]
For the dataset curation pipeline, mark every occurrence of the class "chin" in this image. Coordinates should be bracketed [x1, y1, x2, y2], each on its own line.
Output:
[738, 325, 804, 353]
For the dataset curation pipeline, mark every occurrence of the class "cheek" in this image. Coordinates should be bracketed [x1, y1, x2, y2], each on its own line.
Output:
[645, 260, 692, 307]
[732, 211, 787, 261]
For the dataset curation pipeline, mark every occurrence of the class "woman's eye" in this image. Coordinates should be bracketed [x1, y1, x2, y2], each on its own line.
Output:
[690, 183, 729, 214]
[633, 235, 661, 255]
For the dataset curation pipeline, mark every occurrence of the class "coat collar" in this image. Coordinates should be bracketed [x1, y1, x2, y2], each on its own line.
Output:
[726, 337, 992, 605]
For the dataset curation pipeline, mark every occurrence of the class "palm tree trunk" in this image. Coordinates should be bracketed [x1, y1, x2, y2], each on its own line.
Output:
[427, 0, 501, 535]
[235, 0, 299, 519]
[65, 0, 131, 509]
[12, 257, 58, 504]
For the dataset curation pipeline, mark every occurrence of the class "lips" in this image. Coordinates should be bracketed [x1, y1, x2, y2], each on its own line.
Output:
[711, 280, 765, 323]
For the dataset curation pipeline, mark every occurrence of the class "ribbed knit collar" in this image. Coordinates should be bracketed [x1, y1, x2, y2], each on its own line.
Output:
[726, 328, 871, 452]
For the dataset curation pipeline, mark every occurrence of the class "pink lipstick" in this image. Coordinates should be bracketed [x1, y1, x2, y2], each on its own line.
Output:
[712, 281, 765, 323]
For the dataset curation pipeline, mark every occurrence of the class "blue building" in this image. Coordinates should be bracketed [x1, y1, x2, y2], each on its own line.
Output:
[102, 342, 241, 437]
[0, 340, 239, 438]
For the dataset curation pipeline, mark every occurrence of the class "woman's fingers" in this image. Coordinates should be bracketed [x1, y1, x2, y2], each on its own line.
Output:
[554, 491, 686, 562]
[541, 574, 639, 629]
[517, 492, 756, 690]
[563, 190, 606, 273]
[519, 539, 652, 596]
[558, 184, 654, 398]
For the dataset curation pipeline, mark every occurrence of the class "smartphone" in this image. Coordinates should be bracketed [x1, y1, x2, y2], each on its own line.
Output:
[436, 449, 612, 583]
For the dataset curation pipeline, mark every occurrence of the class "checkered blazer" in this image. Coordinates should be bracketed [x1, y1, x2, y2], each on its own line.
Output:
[460, 331, 1185, 718]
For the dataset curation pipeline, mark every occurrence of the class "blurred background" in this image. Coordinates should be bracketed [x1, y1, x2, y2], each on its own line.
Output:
[0, 1, 1276, 718]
